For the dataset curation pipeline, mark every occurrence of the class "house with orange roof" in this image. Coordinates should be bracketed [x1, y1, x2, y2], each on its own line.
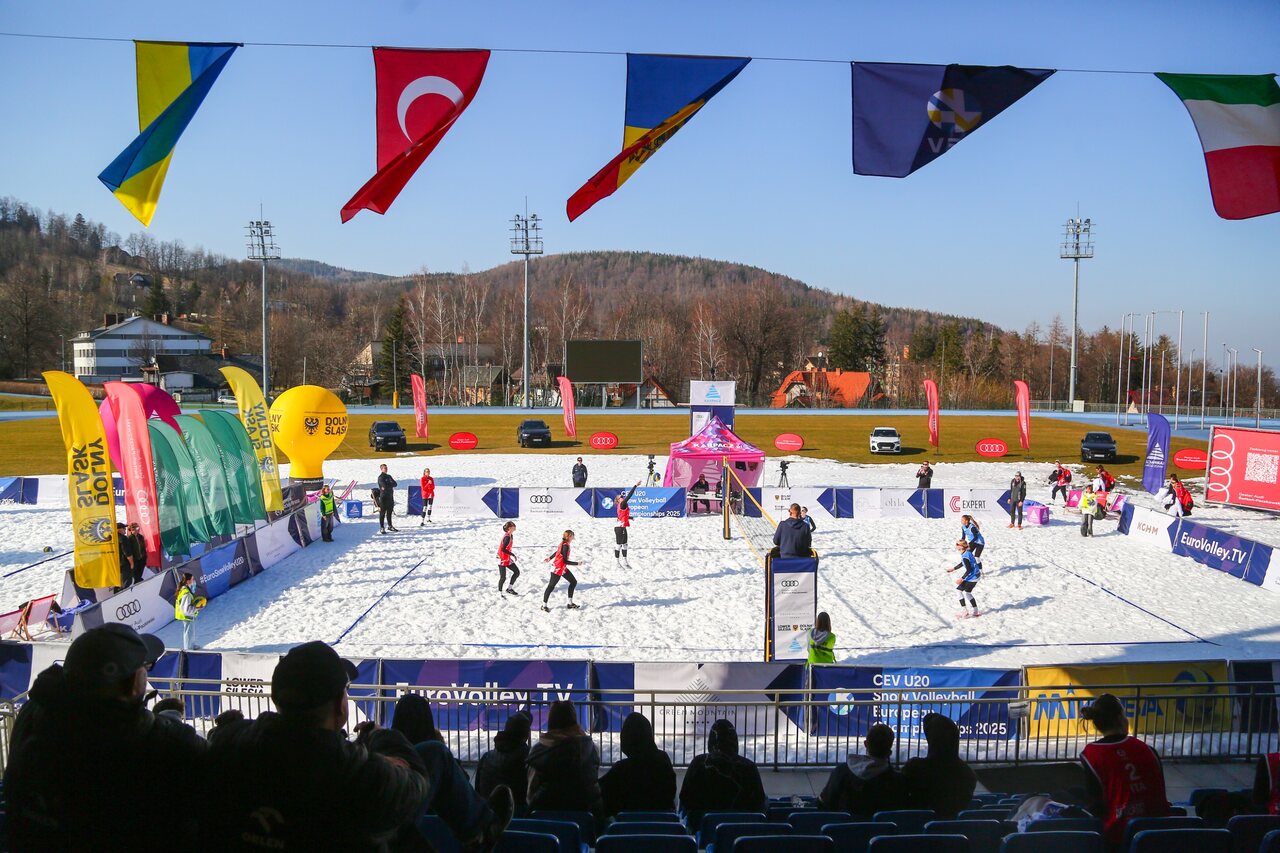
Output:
[770, 367, 874, 408]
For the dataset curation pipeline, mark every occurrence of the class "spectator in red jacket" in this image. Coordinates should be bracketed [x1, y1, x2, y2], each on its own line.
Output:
[1079, 693, 1170, 848]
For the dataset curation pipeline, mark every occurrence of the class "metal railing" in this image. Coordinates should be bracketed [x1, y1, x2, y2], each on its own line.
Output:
[92, 679, 1277, 770]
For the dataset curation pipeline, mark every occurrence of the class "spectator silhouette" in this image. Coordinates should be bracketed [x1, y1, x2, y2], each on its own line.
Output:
[1079, 693, 1170, 847]
[391, 693, 445, 744]
[600, 712, 677, 817]
[678, 718, 768, 827]
[527, 700, 604, 818]
[902, 713, 977, 818]
[476, 711, 533, 815]
[818, 722, 907, 818]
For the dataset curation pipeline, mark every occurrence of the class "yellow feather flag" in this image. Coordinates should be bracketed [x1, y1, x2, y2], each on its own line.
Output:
[220, 366, 283, 512]
[43, 371, 121, 588]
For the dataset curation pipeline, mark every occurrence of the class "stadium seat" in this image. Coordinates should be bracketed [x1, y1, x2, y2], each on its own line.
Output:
[926, 819, 1009, 853]
[769, 804, 815, 822]
[508, 819, 585, 853]
[1121, 816, 1206, 851]
[823, 822, 898, 853]
[418, 815, 463, 853]
[1227, 815, 1280, 853]
[616, 812, 682, 823]
[1026, 818, 1103, 834]
[606, 823, 693, 837]
[597, 836, 697, 853]
[869, 833, 971, 853]
[734, 834, 834, 853]
[531, 810, 597, 845]
[873, 811, 937, 834]
[496, 830, 561, 853]
[1130, 828, 1231, 853]
[1001, 831, 1103, 853]
[696, 813, 766, 848]
[1261, 830, 1280, 853]
[969, 799, 986, 810]
[1188, 789, 1228, 810]
[789, 811, 852, 834]
[707, 822, 790, 853]
[961, 810, 1001, 821]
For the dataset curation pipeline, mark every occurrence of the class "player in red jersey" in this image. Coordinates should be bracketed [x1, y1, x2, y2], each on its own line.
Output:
[497, 521, 519, 596]
[419, 467, 436, 525]
[613, 481, 640, 568]
[543, 530, 583, 612]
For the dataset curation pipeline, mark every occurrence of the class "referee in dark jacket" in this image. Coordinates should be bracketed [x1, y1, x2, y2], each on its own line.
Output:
[772, 504, 813, 558]
[1008, 472, 1027, 529]
[376, 464, 398, 533]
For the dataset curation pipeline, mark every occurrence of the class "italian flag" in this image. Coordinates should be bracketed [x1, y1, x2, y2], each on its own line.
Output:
[1156, 73, 1280, 220]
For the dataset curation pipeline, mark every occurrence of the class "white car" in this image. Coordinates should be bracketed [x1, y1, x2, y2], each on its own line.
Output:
[869, 426, 902, 454]
[217, 395, 238, 405]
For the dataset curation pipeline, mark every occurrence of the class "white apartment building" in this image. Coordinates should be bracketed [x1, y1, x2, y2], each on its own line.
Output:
[72, 313, 212, 382]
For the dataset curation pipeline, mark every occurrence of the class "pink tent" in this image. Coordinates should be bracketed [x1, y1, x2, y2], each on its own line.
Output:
[662, 416, 765, 491]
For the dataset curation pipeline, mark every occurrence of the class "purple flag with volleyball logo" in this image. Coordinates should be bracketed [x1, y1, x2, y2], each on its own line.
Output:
[1143, 413, 1171, 494]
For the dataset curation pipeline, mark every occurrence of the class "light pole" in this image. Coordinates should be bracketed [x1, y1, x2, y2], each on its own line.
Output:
[246, 214, 280, 401]
[1060, 217, 1094, 409]
[1254, 348, 1264, 427]
[1148, 309, 1181, 421]
[1187, 347, 1196, 425]
[59, 334, 66, 374]
[510, 207, 543, 409]
[1228, 347, 1239, 425]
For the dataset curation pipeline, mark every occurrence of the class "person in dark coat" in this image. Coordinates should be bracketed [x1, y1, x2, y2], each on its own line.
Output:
[902, 713, 977, 819]
[376, 463, 398, 533]
[205, 641, 434, 852]
[772, 503, 813, 558]
[916, 462, 934, 489]
[476, 712, 533, 814]
[390, 693, 445, 745]
[114, 521, 130, 590]
[818, 723, 908, 818]
[600, 712, 677, 817]
[678, 718, 768, 827]
[572, 457, 588, 488]
[4, 624, 207, 853]
[1008, 472, 1028, 529]
[125, 521, 148, 584]
[526, 700, 604, 819]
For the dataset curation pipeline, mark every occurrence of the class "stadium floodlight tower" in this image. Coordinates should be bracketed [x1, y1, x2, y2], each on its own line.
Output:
[1060, 216, 1094, 410]
[510, 208, 543, 408]
[246, 213, 281, 402]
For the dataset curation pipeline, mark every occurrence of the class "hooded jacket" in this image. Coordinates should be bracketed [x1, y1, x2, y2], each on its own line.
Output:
[599, 713, 677, 817]
[901, 713, 977, 819]
[678, 720, 768, 823]
[525, 726, 603, 817]
[475, 721, 532, 810]
[773, 517, 813, 558]
[818, 753, 908, 818]
[4, 664, 208, 852]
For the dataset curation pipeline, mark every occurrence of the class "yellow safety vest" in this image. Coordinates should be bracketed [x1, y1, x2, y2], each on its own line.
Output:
[175, 586, 195, 621]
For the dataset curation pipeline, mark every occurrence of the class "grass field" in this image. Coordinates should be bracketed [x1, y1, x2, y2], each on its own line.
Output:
[0, 408, 1204, 480]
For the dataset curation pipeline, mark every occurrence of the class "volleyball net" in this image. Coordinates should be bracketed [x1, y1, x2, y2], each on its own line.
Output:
[721, 460, 778, 566]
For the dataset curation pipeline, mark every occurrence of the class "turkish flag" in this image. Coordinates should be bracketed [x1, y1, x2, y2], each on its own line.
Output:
[341, 48, 489, 223]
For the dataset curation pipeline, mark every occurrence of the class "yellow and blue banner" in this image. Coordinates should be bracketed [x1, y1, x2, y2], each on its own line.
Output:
[42, 371, 120, 589]
[220, 366, 283, 512]
[567, 53, 749, 221]
[99, 41, 237, 226]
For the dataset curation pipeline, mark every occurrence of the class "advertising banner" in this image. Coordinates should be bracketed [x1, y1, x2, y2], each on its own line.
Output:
[70, 568, 177, 638]
[769, 557, 817, 661]
[592, 487, 686, 518]
[151, 421, 217, 547]
[174, 414, 236, 538]
[1206, 426, 1280, 512]
[1171, 520, 1265, 585]
[811, 666, 1019, 740]
[201, 409, 268, 524]
[1025, 661, 1230, 737]
[692, 405, 736, 434]
[1144, 414, 1171, 495]
[248, 512, 302, 568]
[380, 659, 590, 731]
[556, 375, 577, 438]
[755, 487, 839, 519]
[1254, 545, 1276, 593]
[221, 365, 284, 512]
[519, 487, 594, 518]
[880, 489, 926, 519]
[180, 652, 379, 722]
[407, 486, 507, 518]
[1118, 504, 1179, 550]
[149, 421, 192, 557]
[690, 381, 736, 406]
[924, 379, 940, 448]
[850, 488, 880, 519]
[0, 477, 37, 504]
[410, 373, 429, 438]
[105, 382, 163, 568]
[1014, 379, 1031, 450]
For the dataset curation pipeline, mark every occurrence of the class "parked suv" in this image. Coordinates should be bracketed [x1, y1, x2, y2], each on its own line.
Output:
[869, 426, 902, 454]
[516, 419, 552, 448]
[1080, 431, 1117, 462]
[368, 421, 406, 451]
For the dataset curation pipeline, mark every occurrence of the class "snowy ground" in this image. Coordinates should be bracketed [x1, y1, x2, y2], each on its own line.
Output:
[3, 454, 1278, 668]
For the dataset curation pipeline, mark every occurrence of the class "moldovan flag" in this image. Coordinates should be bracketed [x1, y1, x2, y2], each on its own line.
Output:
[220, 366, 283, 512]
[557, 376, 577, 438]
[1014, 380, 1031, 450]
[99, 42, 237, 226]
[43, 372, 121, 588]
[852, 63, 1054, 177]
[567, 54, 750, 221]
[341, 49, 490, 222]
[1156, 73, 1280, 220]
[410, 373, 429, 438]
[924, 379, 940, 449]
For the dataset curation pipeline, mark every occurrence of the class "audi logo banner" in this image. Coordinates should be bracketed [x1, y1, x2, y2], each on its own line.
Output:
[518, 488, 594, 518]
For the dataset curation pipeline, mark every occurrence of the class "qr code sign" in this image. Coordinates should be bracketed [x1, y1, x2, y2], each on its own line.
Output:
[1244, 452, 1279, 484]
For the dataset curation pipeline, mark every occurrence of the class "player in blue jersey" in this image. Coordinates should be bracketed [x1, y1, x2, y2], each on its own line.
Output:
[958, 514, 984, 559]
[946, 540, 983, 618]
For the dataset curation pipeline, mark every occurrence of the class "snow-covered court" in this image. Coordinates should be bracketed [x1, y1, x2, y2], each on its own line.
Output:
[3, 454, 1278, 668]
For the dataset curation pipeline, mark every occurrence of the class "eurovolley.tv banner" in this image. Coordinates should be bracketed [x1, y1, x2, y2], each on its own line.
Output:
[379, 659, 590, 731]
[809, 666, 1019, 740]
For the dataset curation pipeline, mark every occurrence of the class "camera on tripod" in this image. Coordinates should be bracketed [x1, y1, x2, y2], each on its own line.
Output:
[778, 460, 791, 488]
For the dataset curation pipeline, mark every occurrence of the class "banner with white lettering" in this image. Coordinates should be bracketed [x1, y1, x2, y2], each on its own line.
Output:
[519, 487, 594, 518]
[690, 381, 735, 406]
[592, 487, 686, 518]
[756, 487, 838, 519]
[70, 568, 176, 638]
[626, 662, 806, 743]
[1118, 504, 1179, 550]
[770, 556, 817, 662]
[408, 486, 506, 518]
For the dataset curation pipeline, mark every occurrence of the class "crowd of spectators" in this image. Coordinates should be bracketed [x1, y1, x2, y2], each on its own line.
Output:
[4, 627, 1279, 852]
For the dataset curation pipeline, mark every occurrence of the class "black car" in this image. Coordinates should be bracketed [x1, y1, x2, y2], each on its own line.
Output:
[368, 421, 406, 451]
[516, 419, 552, 448]
[1080, 431, 1117, 462]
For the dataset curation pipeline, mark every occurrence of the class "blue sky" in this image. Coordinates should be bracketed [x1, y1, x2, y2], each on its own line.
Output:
[2, 0, 1276, 369]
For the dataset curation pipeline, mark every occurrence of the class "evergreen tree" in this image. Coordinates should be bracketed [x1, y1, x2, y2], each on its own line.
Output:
[378, 295, 413, 401]
[143, 276, 170, 318]
[861, 310, 888, 377]
[827, 307, 862, 370]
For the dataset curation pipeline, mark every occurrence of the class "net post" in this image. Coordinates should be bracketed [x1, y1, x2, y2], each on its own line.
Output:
[721, 455, 730, 540]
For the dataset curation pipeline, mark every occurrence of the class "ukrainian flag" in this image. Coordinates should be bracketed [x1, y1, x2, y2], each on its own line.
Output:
[568, 54, 749, 221]
[99, 42, 237, 226]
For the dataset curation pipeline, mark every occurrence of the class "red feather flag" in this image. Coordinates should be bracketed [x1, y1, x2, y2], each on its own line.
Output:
[557, 376, 577, 438]
[924, 379, 940, 449]
[341, 48, 489, 223]
[410, 373, 428, 439]
[1014, 379, 1031, 450]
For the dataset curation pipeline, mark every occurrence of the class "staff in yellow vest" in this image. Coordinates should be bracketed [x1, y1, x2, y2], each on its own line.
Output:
[808, 611, 836, 664]
[318, 484, 337, 542]
[175, 572, 206, 651]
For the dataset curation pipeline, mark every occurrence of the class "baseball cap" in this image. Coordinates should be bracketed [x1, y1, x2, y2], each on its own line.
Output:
[63, 623, 164, 689]
[271, 641, 358, 711]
